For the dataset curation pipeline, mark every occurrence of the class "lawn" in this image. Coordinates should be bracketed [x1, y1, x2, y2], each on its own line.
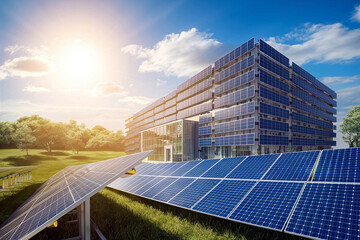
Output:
[0, 149, 303, 240]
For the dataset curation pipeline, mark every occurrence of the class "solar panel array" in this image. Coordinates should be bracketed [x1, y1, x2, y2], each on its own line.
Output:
[0, 151, 153, 240]
[109, 148, 360, 240]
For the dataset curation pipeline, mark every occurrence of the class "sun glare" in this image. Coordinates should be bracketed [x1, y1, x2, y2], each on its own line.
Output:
[58, 41, 99, 85]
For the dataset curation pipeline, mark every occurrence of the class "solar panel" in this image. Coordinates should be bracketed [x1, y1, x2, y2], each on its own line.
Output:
[142, 177, 179, 199]
[193, 180, 256, 218]
[169, 179, 221, 209]
[201, 157, 246, 178]
[152, 178, 196, 203]
[183, 159, 220, 177]
[169, 161, 202, 176]
[263, 151, 319, 181]
[229, 181, 304, 231]
[313, 148, 360, 182]
[133, 177, 165, 195]
[226, 154, 279, 179]
[285, 183, 360, 240]
[0, 151, 153, 240]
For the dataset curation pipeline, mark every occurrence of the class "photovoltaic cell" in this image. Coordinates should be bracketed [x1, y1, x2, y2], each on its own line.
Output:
[201, 157, 246, 178]
[263, 151, 319, 181]
[169, 161, 202, 176]
[229, 181, 304, 231]
[313, 148, 360, 182]
[0, 151, 153, 240]
[226, 154, 279, 179]
[142, 177, 179, 199]
[153, 178, 196, 203]
[285, 183, 360, 240]
[193, 180, 256, 217]
[133, 177, 165, 195]
[169, 179, 220, 209]
[184, 159, 220, 177]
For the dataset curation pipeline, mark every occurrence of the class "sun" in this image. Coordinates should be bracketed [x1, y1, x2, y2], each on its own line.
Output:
[58, 40, 99, 85]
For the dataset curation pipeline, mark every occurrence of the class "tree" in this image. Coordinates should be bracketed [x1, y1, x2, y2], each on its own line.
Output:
[35, 122, 66, 152]
[66, 130, 85, 153]
[0, 122, 15, 145]
[341, 105, 360, 147]
[13, 123, 36, 155]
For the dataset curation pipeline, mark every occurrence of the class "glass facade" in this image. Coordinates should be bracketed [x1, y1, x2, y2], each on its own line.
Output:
[141, 120, 196, 162]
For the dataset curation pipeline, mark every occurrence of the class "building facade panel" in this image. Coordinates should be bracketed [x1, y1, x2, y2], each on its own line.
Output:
[125, 38, 337, 161]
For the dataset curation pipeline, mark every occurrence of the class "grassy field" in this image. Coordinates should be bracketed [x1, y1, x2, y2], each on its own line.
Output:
[0, 149, 303, 240]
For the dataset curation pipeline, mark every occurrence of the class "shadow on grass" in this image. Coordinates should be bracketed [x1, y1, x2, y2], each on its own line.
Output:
[90, 191, 181, 240]
[106, 189, 305, 240]
[39, 151, 70, 156]
[2, 155, 56, 166]
[0, 183, 42, 225]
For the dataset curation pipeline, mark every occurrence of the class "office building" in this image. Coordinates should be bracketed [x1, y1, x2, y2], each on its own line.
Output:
[125, 38, 336, 161]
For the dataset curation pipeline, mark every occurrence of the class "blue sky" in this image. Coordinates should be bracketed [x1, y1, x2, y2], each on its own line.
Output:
[0, 0, 359, 148]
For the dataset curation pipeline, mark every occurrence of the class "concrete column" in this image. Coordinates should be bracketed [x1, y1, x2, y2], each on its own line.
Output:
[6, 176, 8, 188]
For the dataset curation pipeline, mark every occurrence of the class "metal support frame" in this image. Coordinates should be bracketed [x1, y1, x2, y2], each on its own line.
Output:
[77, 199, 91, 240]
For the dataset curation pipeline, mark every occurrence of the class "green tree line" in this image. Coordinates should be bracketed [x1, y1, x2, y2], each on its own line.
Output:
[0, 115, 125, 155]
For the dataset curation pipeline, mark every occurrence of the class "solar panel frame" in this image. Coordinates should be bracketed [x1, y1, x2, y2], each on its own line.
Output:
[0, 151, 153, 240]
[313, 148, 360, 182]
[285, 182, 360, 240]
[228, 181, 305, 232]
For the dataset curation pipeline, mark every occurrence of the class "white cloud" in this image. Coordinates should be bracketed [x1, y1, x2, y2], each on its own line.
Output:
[0, 45, 55, 80]
[92, 82, 126, 97]
[266, 23, 360, 65]
[23, 86, 51, 93]
[352, 4, 360, 22]
[122, 28, 222, 77]
[337, 85, 360, 104]
[156, 79, 167, 87]
[321, 75, 359, 85]
[118, 96, 155, 105]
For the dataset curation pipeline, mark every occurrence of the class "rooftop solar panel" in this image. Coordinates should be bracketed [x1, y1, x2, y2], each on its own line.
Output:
[263, 151, 319, 181]
[193, 180, 256, 218]
[313, 148, 360, 182]
[229, 181, 304, 231]
[285, 183, 360, 240]
[226, 154, 279, 179]
[0, 151, 152, 240]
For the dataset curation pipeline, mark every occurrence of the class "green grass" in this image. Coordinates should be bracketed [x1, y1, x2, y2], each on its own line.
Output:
[0, 149, 304, 240]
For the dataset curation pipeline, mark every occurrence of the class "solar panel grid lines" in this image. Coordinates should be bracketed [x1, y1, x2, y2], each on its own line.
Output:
[165, 159, 223, 204]
[0, 151, 153, 240]
[133, 176, 166, 195]
[192, 180, 257, 218]
[228, 181, 305, 231]
[152, 177, 197, 203]
[183, 159, 221, 177]
[313, 148, 360, 183]
[263, 151, 320, 181]
[187, 157, 249, 210]
[201, 156, 247, 178]
[168, 178, 221, 209]
[141, 177, 179, 199]
[168, 160, 203, 177]
[285, 182, 360, 240]
[259, 153, 283, 180]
